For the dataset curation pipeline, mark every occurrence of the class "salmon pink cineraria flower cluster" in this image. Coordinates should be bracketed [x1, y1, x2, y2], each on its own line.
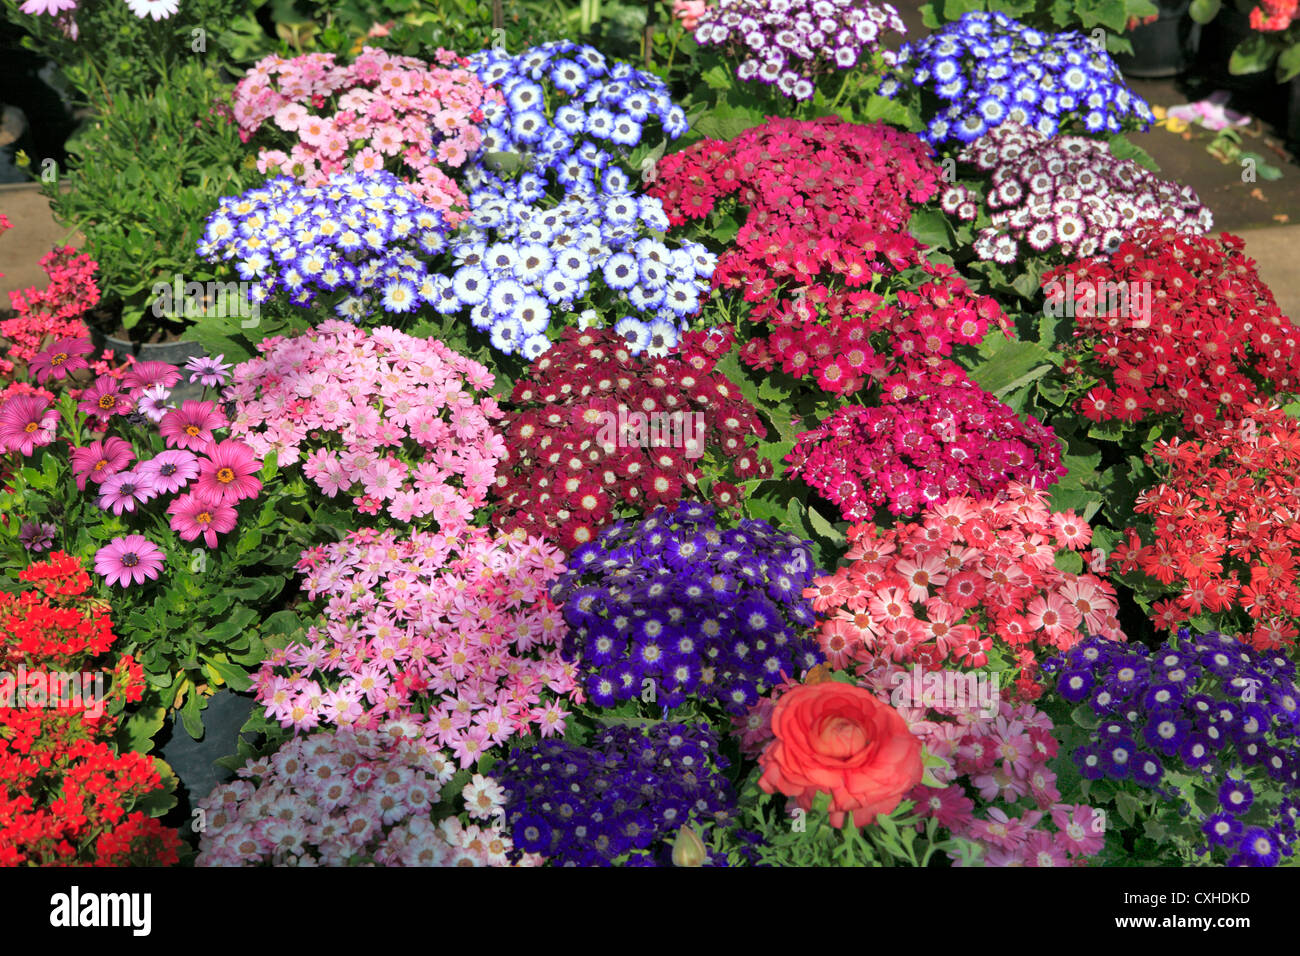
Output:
[551, 503, 823, 713]
[232, 47, 491, 220]
[940, 124, 1211, 263]
[806, 484, 1123, 697]
[786, 364, 1067, 519]
[1047, 228, 1300, 437]
[225, 321, 503, 528]
[491, 327, 768, 550]
[651, 117, 1013, 395]
[1111, 403, 1300, 650]
[692, 0, 907, 101]
[195, 724, 530, 866]
[252, 526, 578, 766]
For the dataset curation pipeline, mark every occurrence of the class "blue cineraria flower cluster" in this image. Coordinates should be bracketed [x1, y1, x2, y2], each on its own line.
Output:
[196, 171, 448, 321]
[497, 723, 737, 866]
[430, 191, 716, 358]
[1048, 631, 1300, 867]
[468, 41, 689, 203]
[880, 10, 1154, 146]
[551, 502, 823, 714]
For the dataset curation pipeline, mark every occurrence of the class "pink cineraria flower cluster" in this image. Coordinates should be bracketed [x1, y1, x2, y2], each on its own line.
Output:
[232, 47, 492, 222]
[785, 363, 1067, 520]
[225, 321, 505, 531]
[805, 483, 1125, 697]
[195, 724, 538, 866]
[862, 664, 1108, 867]
[251, 526, 580, 767]
[940, 124, 1211, 264]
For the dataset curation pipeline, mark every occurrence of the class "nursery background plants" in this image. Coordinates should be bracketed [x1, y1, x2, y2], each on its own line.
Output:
[0, 0, 1298, 869]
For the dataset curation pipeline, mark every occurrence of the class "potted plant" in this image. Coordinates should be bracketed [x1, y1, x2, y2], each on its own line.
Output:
[1115, 0, 1203, 76]
[1191, 0, 1300, 130]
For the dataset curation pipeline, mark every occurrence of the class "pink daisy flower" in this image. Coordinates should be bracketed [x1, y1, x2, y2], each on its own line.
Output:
[122, 360, 182, 393]
[69, 437, 135, 490]
[0, 394, 58, 456]
[159, 400, 227, 452]
[98, 469, 159, 515]
[95, 534, 165, 587]
[135, 384, 173, 423]
[28, 337, 92, 383]
[184, 354, 234, 388]
[195, 439, 262, 504]
[167, 491, 239, 548]
[77, 377, 133, 421]
[136, 449, 200, 494]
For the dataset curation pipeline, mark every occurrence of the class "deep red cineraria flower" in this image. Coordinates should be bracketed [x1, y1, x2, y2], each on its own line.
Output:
[491, 326, 769, 549]
[1046, 225, 1300, 437]
[1112, 403, 1300, 651]
[649, 116, 1013, 396]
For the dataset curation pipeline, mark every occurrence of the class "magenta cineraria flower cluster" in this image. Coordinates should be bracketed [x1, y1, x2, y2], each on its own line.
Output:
[694, 0, 906, 101]
[195, 723, 533, 867]
[941, 124, 1211, 264]
[785, 364, 1067, 520]
[224, 321, 505, 529]
[251, 525, 579, 767]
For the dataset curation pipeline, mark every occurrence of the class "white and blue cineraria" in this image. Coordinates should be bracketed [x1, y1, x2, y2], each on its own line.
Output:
[198, 171, 449, 317]
[884, 10, 1154, 147]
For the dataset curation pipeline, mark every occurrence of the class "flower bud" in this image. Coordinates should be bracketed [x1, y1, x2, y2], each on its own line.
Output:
[671, 825, 707, 867]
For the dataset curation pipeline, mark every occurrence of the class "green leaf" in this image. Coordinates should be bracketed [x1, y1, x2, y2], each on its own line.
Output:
[134, 758, 179, 818]
[204, 656, 253, 692]
[967, 334, 1055, 397]
[1107, 134, 1159, 173]
[1054, 549, 1084, 573]
[1189, 0, 1220, 23]
[179, 691, 205, 740]
[1278, 43, 1300, 82]
[1230, 34, 1279, 75]
[1115, 789, 1143, 826]
[909, 208, 953, 250]
[204, 605, 258, 644]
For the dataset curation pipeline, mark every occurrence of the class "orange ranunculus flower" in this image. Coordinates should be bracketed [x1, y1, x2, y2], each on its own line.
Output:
[758, 680, 923, 828]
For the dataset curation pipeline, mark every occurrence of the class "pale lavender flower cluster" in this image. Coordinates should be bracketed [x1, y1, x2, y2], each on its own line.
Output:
[693, 0, 906, 101]
[940, 124, 1212, 264]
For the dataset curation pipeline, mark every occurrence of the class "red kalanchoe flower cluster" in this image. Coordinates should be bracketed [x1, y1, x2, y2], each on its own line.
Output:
[1249, 0, 1297, 30]
[1111, 403, 1300, 651]
[492, 326, 769, 550]
[650, 117, 1011, 395]
[0, 553, 180, 866]
[786, 363, 1067, 520]
[1, 246, 99, 377]
[806, 484, 1123, 697]
[1047, 227, 1300, 437]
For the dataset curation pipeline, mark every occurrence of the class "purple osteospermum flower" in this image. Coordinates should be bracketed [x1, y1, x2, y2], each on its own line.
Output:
[97, 469, 160, 515]
[136, 449, 200, 494]
[94, 534, 165, 587]
[28, 337, 93, 384]
[18, 521, 56, 552]
[135, 384, 174, 423]
[122, 360, 182, 393]
[185, 353, 234, 388]
[77, 376, 133, 421]
[0, 394, 58, 456]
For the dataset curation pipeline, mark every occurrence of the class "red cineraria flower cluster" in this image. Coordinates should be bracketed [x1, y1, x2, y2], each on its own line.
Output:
[1047, 227, 1300, 437]
[786, 363, 1067, 520]
[1111, 403, 1300, 651]
[0, 553, 180, 866]
[806, 484, 1123, 698]
[491, 326, 770, 550]
[649, 117, 1011, 395]
[1, 246, 100, 377]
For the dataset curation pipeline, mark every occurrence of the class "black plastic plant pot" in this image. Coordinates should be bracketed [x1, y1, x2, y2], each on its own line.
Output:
[1115, 0, 1201, 78]
[1193, 4, 1277, 96]
[90, 327, 207, 367]
[1288, 74, 1300, 147]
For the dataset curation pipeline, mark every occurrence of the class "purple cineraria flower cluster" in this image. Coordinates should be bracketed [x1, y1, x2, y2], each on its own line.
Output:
[693, 0, 906, 101]
[940, 124, 1211, 264]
